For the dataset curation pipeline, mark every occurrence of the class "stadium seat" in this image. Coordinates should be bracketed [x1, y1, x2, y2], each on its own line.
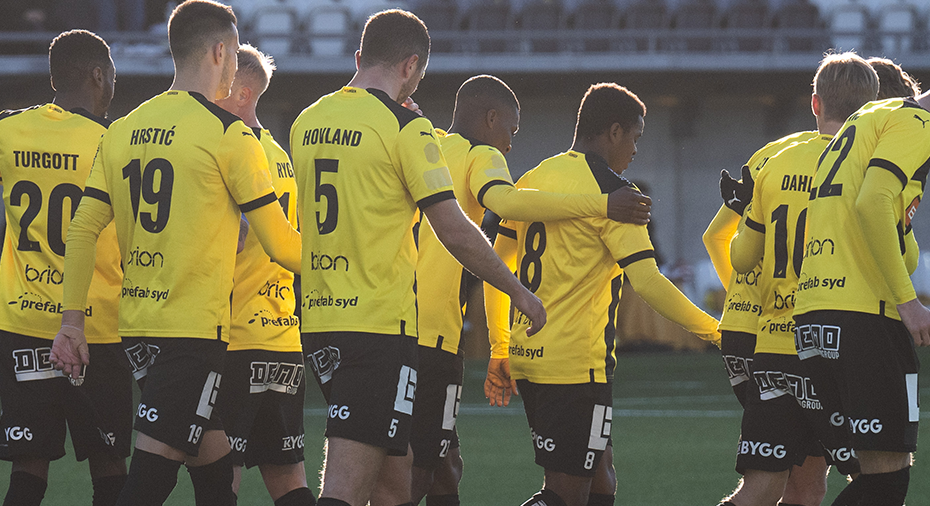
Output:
[249, 0, 300, 56]
[567, 0, 619, 53]
[829, 0, 872, 52]
[513, 0, 564, 53]
[409, 0, 459, 53]
[721, 0, 770, 52]
[301, 2, 353, 56]
[620, 0, 669, 52]
[771, 0, 827, 52]
[879, 1, 920, 54]
[669, 0, 718, 52]
[460, 0, 513, 54]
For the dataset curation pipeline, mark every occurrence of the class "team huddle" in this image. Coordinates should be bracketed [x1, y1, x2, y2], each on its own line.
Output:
[0, 1, 925, 506]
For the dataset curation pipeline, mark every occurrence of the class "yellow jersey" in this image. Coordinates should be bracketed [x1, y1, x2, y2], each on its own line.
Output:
[0, 104, 121, 343]
[290, 87, 454, 337]
[416, 131, 513, 354]
[742, 134, 832, 354]
[718, 131, 818, 333]
[796, 98, 930, 320]
[71, 91, 277, 341]
[229, 128, 300, 352]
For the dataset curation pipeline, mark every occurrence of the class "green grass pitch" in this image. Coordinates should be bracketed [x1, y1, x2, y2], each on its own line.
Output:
[2, 349, 928, 505]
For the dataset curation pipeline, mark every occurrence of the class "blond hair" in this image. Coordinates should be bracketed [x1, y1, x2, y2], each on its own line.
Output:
[813, 52, 879, 123]
[236, 43, 276, 94]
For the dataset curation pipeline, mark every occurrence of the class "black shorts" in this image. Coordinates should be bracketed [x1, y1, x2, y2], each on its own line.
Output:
[121, 338, 160, 384]
[0, 331, 132, 462]
[410, 346, 463, 469]
[124, 337, 226, 456]
[736, 353, 825, 474]
[517, 380, 612, 478]
[720, 331, 755, 408]
[794, 310, 919, 453]
[215, 350, 306, 468]
[304, 331, 418, 456]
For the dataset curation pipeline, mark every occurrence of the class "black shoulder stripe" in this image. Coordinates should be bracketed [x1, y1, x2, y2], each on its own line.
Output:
[477, 180, 513, 207]
[189, 91, 241, 133]
[912, 155, 930, 191]
[585, 152, 630, 194]
[869, 158, 908, 189]
[498, 226, 517, 240]
[618, 249, 655, 269]
[745, 218, 765, 233]
[70, 108, 111, 128]
[367, 88, 422, 131]
[251, 127, 262, 141]
[84, 187, 111, 205]
[901, 97, 928, 111]
[417, 190, 456, 212]
[239, 192, 277, 213]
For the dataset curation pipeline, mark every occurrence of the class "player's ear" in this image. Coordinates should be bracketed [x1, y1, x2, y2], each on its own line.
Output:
[811, 94, 822, 117]
[211, 40, 225, 66]
[486, 108, 498, 129]
[609, 122, 624, 143]
[92, 66, 105, 89]
[401, 54, 419, 79]
[239, 85, 252, 105]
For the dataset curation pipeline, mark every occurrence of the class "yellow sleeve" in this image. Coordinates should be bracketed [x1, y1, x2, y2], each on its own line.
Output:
[63, 196, 113, 310]
[702, 204, 740, 286]
[905, 230, 919, 276]
[730, 197, 765, 274]
[624, 257, 720, 342]
[244, 202, 302, 274]
[482, 184, 608, 222]
[857, 166, 918, 304]
[219, 123, 277, 207]
[396, 117, 455, 206]
[486, 225, 517, 358]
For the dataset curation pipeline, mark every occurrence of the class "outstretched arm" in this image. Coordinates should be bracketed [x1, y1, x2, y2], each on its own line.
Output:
[482, 184, 651, 225]
[702, 204, 740, 286]
[484, 229, 519, 407]
[244, 202, 301, 274]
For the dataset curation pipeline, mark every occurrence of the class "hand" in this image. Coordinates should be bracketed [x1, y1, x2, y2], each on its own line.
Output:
[720, 165, 754, 216]
[485, 357, 519, 407]
[897, 298, 930, 346]
[511, 288, 546, 337]
[50, 323, 90, 380]
[403, 97, 423, 116]
[607, 186, 652, 225]
[697, 330, 722, 349]
[237, 215, 249, 254]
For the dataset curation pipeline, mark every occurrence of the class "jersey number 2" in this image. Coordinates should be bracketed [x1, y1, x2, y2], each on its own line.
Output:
[9, 181, 83, 256]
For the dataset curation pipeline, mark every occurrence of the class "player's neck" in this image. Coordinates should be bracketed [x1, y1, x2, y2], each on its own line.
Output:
[570, 138, 613, 170]
[53, 90, 103, 117]
[169, 67, 223, 103]
[817, 119, 844, 137]
[348, 67, 404, 104]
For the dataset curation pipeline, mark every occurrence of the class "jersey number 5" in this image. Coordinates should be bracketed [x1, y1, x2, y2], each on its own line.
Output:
[315, 159, 338, 235]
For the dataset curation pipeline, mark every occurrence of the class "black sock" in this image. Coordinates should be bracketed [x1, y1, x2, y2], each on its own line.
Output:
[831, 476, 863, 506]
[426, 495, 460, 506]
[187, 454, 235, 506]
[856, 467, 910, 506]
[393, 503, 414, 506]
[587, 493, 614, 506]
[778, 503, 805, 506]
[520, 489, 568, 506]
[717, 502, 737, 506]
[92, 474, 127, 506]
[3, 471, 47, 506]
[317, 499, 351, 506]
[115, 449, 181, 506]
[275, 487, 316, 506]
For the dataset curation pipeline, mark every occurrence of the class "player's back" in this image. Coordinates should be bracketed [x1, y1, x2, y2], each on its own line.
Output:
[290, 87, 452, 337]
[745, 134, 831, 355]
[0, 104, 121, 342]
[91, 90, 273, 340]
[719, 130, 818, 334]
[230, 128, 300, 351]
[504, 151, 649, 384]
[796, 98, 930, 320]
[416, 131, 513, 353]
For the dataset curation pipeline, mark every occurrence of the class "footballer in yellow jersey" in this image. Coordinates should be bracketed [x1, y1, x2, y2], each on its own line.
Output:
[53, 7, 302, 502]
[229, 127, 300, 352]
[0, 30, 133, 506]
[213, 43, 316, 505]
[792, 98, 929, 496]
[705, 130, 817, 403]
[486, 84, 717, 506]
[290, 86, 454, 337]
